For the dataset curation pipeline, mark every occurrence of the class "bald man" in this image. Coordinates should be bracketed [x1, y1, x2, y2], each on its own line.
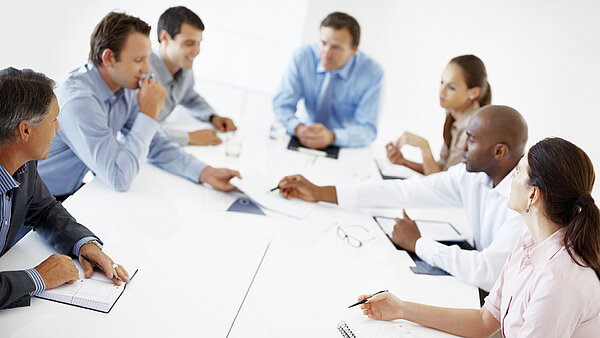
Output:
[277, 105, 528, 292]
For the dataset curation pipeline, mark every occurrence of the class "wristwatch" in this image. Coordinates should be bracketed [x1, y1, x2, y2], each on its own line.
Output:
[86, 239, 103, 250]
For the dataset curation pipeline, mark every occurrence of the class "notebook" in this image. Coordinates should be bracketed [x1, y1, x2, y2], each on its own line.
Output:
[337, 320, 415, 337]
[375, 158, 422, 180]
[36, 259, 138, 313]
[287, 136, 340, 159]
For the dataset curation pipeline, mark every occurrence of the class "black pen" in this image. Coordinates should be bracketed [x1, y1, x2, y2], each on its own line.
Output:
[81, 254, 123, 282]
[270, 186, 279, 192]
[348, 290, 388, 308]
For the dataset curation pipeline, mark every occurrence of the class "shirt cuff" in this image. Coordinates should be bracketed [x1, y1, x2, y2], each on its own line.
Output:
[187, 160, 208, 184]
[335, 184, 359, 207]
[285, 118, 302, 135]
[331, 128, 348, 147]
[72, 236, 101, 257]
[414, 237, 446, 267]
[25, 268, 46, 296]
[130, 112, 160, 144]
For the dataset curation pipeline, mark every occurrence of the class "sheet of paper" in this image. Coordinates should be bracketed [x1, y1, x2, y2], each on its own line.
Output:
[338, 320, 416, 338]
[375, 217, 466, 242]
[375, 158, 422, 179]
[231, 170, 316, 219]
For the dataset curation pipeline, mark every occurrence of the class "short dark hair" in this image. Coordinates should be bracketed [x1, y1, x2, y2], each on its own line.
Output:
[320, 12, 361, 47]
[0, 68, 55, 145]
[89, 12, 151, 66]
[157, 6, 205, 43]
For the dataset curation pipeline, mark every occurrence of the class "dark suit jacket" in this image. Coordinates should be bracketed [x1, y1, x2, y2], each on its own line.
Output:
[0, 161, 98, 310]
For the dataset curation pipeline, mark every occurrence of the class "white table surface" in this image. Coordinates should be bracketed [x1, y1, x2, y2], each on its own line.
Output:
[0, 111, 479, 337]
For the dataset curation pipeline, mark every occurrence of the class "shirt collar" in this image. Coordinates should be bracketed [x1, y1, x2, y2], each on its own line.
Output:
[523, 227, 566, 270]
[152, 47, 178, 84]
[86, 61, 119, 103]
[452, 101, 480, 131]
[0, 163, 25, 194]
[493, 165, 515, 198]
[316, 51, 358, 80]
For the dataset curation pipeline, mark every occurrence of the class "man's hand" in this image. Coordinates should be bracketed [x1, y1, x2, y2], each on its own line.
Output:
[34, 254, 79, 290]
[277, 174, 337, 203]
[386, 142, 407, 165]
[391, 209, 421, 252]
[188, 129, 222, 146]
[79, 242, 130, 286]
[295, 123, 335, 149]
[199, 166, 241, 191]
[137, 77, 167, 120]
[211, 115, 237, 132]
[358, 291, 405, 321]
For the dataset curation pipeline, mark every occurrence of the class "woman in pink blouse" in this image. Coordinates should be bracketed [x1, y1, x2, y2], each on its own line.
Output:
[359, 137, 600, 337]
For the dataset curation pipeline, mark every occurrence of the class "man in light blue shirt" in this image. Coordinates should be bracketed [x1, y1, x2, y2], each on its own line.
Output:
[273, 12, 384, 149]
[39, 12, 239, 199]
[150, 6, 237, 147]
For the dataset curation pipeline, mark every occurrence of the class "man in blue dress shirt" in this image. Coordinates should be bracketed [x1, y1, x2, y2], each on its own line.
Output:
[273, 12, 384, 149]
[0, 67, 129, 310]
[149, 6, 237, 147]
[38, 12, 239, 199]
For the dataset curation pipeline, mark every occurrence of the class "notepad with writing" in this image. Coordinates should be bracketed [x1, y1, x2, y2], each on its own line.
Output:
[337, 320, 415, 337]
[35, 260, 137, 313]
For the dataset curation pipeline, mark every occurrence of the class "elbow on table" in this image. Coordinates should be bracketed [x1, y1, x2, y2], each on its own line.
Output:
[107, 175, 135, 192]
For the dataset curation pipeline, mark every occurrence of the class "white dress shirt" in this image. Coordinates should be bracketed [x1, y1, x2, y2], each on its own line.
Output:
[337, 163, 525, 291]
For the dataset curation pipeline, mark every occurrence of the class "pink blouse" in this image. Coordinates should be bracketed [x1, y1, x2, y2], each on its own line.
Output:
[484, 228, 600, 337]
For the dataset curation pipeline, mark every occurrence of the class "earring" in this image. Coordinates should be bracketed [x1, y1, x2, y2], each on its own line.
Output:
[469, 95, 473, 99]
[525, 200, 532, 213]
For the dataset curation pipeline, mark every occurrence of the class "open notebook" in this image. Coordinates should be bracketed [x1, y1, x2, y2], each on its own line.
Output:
[36, 260, 137, 313]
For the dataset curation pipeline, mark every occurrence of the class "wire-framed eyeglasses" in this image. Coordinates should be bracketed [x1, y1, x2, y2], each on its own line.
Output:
[337, 225, 375, 248]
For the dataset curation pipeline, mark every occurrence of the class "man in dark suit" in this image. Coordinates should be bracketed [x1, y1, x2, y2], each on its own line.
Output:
[0, 67, 129, 310]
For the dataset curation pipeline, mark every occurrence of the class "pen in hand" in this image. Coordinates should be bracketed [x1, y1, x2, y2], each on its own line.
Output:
[81, 254, 123, 282]
[348, 290, 388, 308]
[270, 186, 279, 192]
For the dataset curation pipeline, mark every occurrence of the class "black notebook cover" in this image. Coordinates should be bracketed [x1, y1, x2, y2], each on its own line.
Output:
[287, 136, 340, 159]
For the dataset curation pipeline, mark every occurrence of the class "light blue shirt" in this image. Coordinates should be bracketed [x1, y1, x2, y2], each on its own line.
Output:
[273, 44, 384, 147]
[39, 62, 207, 196]
[149, 48, 216, 146]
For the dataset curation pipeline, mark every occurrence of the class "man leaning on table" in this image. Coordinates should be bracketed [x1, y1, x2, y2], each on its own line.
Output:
[0, 68, 129, 310]
[38, 11, 239, 200]
[277, 105, 528, 292]
[273, 12, 384, 149]
[150, 6, 237, 147]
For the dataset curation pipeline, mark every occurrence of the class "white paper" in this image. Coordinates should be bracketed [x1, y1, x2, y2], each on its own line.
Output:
[231, 170, 316, 219]
[375, 158, 422, 179]
[375, 217, 466, 242]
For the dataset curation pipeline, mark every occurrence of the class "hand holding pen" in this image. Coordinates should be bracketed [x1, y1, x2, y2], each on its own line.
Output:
[348, 290, 388, 308]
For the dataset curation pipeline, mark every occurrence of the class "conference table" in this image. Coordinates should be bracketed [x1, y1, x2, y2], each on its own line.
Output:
[0, 112, 480, 337]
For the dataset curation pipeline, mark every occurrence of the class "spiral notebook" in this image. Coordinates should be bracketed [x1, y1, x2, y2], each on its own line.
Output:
[35, 260, 138, 313]
[337, 320, 415, 337]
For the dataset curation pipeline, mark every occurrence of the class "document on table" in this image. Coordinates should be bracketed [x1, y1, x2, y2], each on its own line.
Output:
[337, 320, 415, 337]
[375, 158, 422, 180]
[230, 170, 315, 219]
[374, 216, 466, 242]
[36, 259, 137, 313]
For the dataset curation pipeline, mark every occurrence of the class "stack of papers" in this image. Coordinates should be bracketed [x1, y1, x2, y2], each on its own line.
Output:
[375, 158, 422, 180]
[375, 216, 466, 242]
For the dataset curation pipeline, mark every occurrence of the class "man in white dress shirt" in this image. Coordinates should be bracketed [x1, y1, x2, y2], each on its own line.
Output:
[276, 105, 528, 291]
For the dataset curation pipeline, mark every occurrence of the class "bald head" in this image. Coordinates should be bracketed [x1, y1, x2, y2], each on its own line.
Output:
[463, 105, 528, 185]
[471, 105, 528, 159]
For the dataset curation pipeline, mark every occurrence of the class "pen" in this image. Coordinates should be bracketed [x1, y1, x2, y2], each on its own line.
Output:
[347, 290, 388, 308]
[270, 186, 279, 192]
[81, 254, 123, 282]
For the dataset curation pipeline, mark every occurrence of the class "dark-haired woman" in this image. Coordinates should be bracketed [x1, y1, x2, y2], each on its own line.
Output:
[387, 55, 491, 175]
[360, 137, 600, 337]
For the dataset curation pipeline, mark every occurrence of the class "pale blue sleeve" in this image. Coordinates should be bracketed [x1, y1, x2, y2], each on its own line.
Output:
[273, 51, 304, 135]
[58, 96, 159, 192]
[332, 71, 384, 148]
[179, 72, 216, 122]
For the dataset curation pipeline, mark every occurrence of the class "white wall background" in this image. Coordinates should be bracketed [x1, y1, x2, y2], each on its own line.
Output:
[1, 0, 600, 196]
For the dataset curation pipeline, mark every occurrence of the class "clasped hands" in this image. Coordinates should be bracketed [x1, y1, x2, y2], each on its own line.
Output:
[386, 131, 429, 165]
[295, 123, 335, 149]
